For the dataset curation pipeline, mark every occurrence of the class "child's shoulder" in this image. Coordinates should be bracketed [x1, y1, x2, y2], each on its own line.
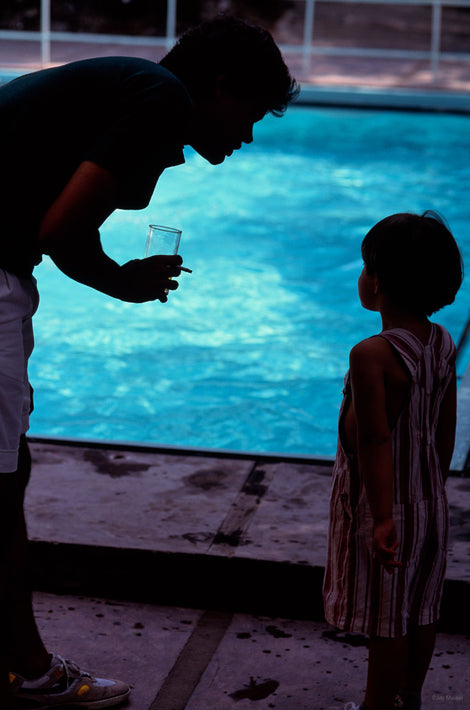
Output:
[350, 335, 411, 394]
[350, 334, 403, 375]
[350, 334, 392, 360]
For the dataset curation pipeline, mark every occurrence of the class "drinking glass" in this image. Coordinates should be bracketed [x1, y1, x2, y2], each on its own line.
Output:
[145, 224, 182, 258]
[145, 224, 182, 294]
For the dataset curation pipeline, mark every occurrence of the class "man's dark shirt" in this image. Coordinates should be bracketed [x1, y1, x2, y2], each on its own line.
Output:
[0, 57, 192, 277]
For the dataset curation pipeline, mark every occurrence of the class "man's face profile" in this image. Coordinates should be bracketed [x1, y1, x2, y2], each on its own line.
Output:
[189, 79, 266, 165]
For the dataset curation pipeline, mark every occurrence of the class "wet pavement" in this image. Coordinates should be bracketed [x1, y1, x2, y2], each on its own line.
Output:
[23, 437, 470, 710]
[32, 591, 470, 710]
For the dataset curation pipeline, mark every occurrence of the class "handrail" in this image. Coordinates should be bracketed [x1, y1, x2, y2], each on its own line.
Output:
[1, 0, 470, 78]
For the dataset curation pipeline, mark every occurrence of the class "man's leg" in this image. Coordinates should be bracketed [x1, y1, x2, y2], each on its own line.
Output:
[0, 466, 20, 710]
[0, 435, 50, 706]
[1, 439, 130, 710]
[364, 635, 409, 710]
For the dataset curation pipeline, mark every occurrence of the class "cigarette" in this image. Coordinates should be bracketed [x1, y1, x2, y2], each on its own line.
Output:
[179, 266, 192, 273]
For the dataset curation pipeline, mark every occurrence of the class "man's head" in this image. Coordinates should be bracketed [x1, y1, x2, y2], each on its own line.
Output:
[160, 15, 298, 114]
[160, 15, 298, 164]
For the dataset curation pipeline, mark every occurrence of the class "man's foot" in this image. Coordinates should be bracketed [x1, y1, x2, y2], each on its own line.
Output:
[10, 653, 130, 708]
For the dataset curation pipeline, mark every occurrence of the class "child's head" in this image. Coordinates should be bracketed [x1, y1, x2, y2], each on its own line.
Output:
[361, 211, 463, 316]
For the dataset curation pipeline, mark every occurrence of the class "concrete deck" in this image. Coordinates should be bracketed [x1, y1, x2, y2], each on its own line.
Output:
[23, 437, 470, 710]
[32, 590, 470, 710]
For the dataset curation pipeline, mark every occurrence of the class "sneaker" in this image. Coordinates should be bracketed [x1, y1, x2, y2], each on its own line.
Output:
[344, 704, 362, 710]
[10, 653, 130, 709]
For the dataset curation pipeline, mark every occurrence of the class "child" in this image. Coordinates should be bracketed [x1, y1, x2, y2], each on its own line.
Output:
[323, 212, 463, 710]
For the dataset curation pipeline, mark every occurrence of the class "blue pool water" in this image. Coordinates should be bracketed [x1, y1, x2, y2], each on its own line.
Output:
[30, 105, 470, 457]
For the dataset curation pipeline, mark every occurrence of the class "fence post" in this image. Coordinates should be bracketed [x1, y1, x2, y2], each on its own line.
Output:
[40, 0, 51, 65]
[166, 0, 177, 49]
[430, 0, 442, 80]
[303, 0, 315, 75]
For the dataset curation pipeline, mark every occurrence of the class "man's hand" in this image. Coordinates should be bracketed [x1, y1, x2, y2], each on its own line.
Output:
[120, 254, 184, 303]
[373, 518, 402, 574]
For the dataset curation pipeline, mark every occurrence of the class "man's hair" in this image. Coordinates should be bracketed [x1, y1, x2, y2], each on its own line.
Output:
[160, 15, 299, 115]
[361, 211, 463, 316]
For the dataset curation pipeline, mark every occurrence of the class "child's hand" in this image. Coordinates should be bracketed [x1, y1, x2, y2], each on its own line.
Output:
[373, 518, 402, 574]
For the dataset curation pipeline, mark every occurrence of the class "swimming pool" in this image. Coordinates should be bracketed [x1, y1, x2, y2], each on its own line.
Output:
[29, 105, 470, 458]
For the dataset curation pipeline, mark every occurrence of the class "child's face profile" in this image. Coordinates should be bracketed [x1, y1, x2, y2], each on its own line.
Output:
[358, 265, 379, 312]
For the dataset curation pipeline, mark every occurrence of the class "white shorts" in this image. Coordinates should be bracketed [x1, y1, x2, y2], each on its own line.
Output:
[0, 270, 39, 473]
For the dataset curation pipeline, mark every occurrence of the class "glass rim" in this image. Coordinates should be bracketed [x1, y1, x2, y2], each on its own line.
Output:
[148, 224, 182, 234]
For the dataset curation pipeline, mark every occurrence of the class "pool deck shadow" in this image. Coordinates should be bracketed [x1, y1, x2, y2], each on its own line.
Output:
[26, 436, 470, 634]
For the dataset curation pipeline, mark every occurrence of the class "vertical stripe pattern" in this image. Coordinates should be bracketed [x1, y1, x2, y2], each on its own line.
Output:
[323, 324, 455, 638]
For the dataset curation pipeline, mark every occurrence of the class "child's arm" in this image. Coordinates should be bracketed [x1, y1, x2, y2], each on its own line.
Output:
[349, 338, 402, 573]
[436, 367, 457, 481]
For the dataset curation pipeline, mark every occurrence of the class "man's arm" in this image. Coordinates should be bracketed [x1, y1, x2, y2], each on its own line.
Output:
[38, 160, 182, 303]
[349, 338, 402, 572]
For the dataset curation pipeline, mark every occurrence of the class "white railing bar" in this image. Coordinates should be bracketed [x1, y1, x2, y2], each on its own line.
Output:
[289, 0, 470, 5]
[0, 30, 40, 40]
[2, 31, 469, 62]
[1, 30, 169, 47]
[437, 50, 470, 59]
[280, 44, 470, 59]
[2, 31, 470, 63]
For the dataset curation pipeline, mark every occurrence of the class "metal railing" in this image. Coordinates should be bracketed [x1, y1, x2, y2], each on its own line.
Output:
[0, 0, 469, 79]
[300, 0, 470, 79]
[2, 0, 178, 65]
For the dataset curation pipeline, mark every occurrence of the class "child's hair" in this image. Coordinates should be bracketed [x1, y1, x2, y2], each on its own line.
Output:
[160, 15, 299, 115]
[361, 211, 463, 316]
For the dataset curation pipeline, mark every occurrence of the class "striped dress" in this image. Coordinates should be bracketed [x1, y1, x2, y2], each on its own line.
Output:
[323, 324, 456, 638]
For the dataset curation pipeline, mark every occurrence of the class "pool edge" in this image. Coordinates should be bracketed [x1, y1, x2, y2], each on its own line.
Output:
[298, 83, 470, 113]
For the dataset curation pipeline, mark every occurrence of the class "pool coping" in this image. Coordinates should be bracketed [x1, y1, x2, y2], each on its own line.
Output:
[298, 83, 470, 113]
[28, 433, 336, 467]
[29, 424, 469, 474]
[2, 68, 470, 113]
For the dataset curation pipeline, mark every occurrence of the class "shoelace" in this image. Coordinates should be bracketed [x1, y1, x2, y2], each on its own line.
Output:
[55, 655, 92, 687]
